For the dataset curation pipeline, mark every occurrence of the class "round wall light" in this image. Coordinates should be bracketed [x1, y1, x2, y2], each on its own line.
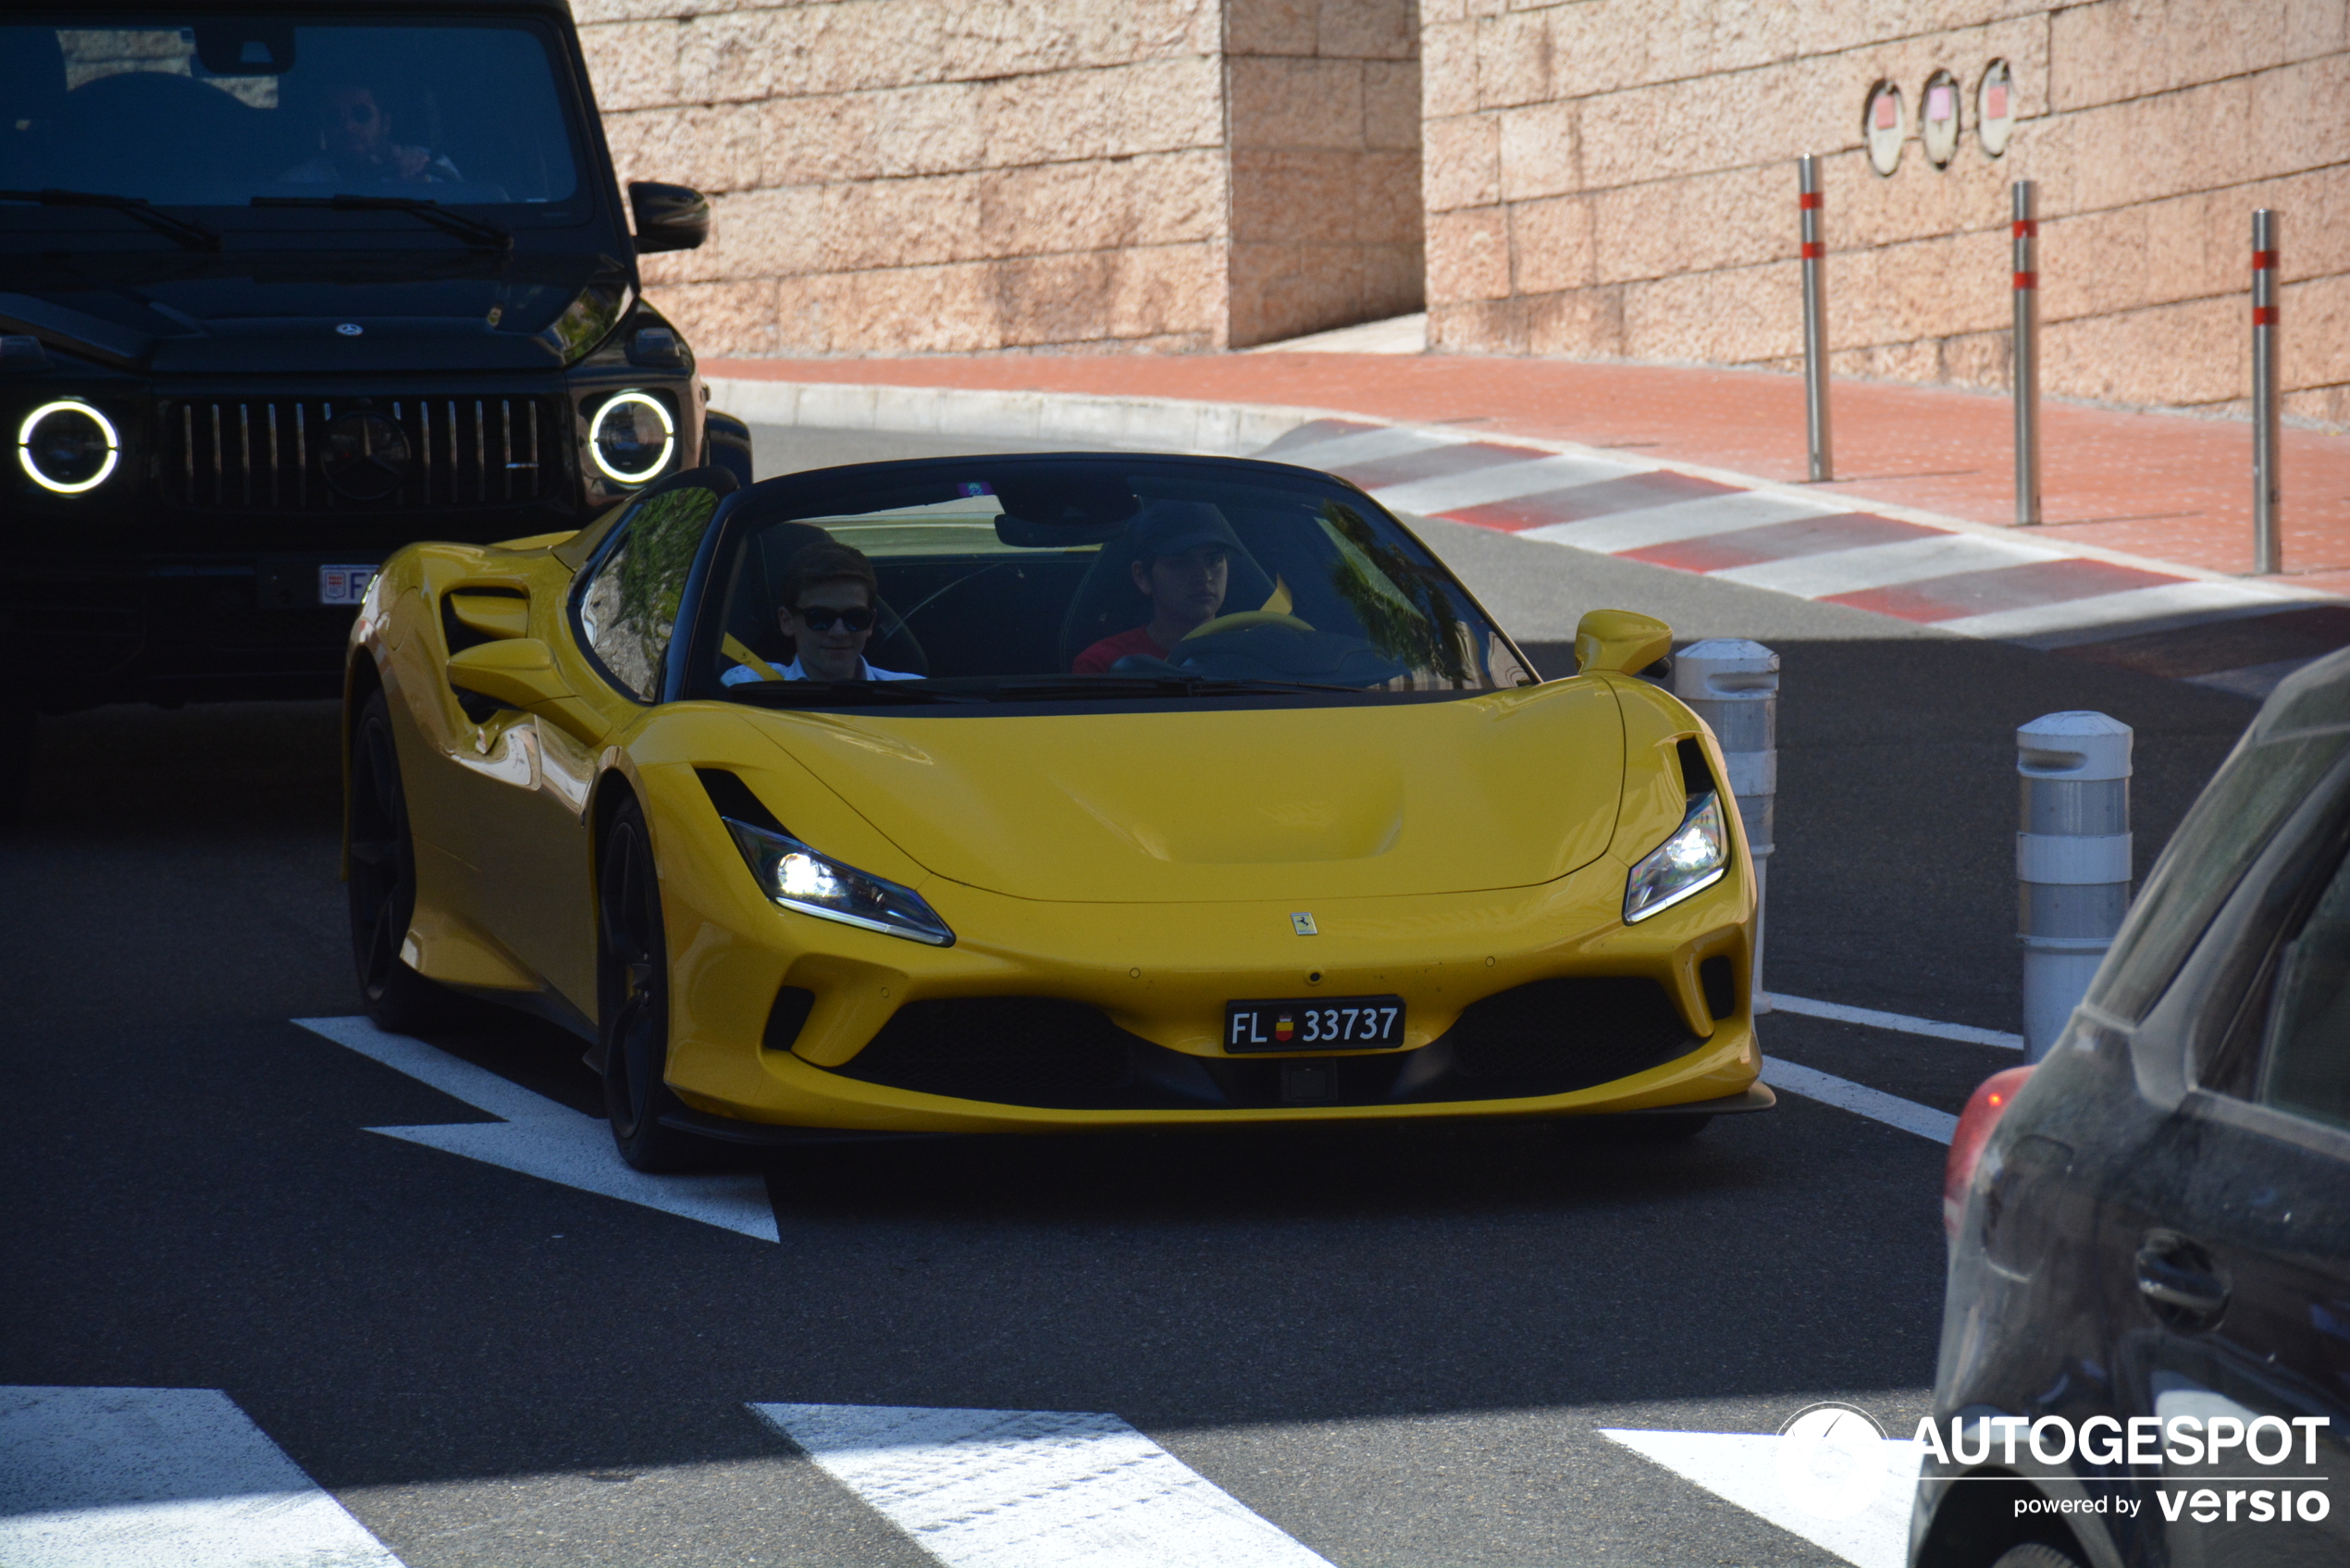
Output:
[1922, 69, 1961, 167]
[1978, 60, 2016, 156]
[17, 399, 120, 494]
[588, 390, 674, 484]
[1863, 80, 1905, 177]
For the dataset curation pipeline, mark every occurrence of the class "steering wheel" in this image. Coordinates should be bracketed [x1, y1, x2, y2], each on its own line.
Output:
[1181, 610, 1317, 640]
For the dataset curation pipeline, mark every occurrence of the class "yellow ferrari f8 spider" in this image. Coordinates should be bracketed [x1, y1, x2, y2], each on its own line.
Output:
[344, 452, 1769, 1169]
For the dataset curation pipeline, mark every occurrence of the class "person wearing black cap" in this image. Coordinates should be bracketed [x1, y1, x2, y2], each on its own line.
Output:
[1072, 501, 1244, 674]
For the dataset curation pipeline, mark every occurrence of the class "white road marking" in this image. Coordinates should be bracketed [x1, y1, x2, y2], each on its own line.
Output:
[1761, 1059, 1959, 1145]
[1261, 426, 1475, 469]
[1372, 451, 1643, 515]
[296, 1017, 779, 1243]
[1519, 490, 1844, 553]
[1602, 1427, 1925, 1568]
[1709, 533, 2062, 597]
[1765, 992, 2024, 1050]
[751, 1403, 1333, 1568]
[0, 1386, 403, 1568]
[1928, 578, 2285, 639]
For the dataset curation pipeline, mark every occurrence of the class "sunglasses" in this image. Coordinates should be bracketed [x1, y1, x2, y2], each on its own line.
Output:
[794, 605, 875, 633]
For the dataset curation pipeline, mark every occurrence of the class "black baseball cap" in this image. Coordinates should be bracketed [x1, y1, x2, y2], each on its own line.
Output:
[1129, 500, 1242, 560]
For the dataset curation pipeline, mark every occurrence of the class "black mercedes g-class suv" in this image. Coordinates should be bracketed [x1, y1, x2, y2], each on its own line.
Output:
[0, 0, 752, 815]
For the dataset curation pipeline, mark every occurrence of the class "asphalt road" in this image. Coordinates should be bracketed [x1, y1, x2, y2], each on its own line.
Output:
[0, 426, 2263, 1567]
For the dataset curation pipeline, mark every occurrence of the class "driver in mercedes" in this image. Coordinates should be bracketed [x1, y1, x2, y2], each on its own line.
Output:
[1071, 503, 1241, 674]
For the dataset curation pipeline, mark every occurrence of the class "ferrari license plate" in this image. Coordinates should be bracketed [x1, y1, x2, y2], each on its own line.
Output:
[1224, 994, 1405, 1053]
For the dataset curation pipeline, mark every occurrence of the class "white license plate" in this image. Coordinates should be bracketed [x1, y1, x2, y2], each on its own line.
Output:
[1224, 995, 1406, 1053]
[318, 563, 378, 605]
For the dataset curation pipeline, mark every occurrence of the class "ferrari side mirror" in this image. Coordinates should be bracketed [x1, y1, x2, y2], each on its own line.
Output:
[448, 637, 573, 713]
[1575, 610, 1672, 676]
[628, 181, 710, 253]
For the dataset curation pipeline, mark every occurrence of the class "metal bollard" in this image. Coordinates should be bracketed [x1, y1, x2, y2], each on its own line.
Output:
[1799, 154, 1833, 483]
[2011, 181, 2042, 527]
[2252, 209, 2282, 574]
[2017, 712, 2133, 1061]
[1675, 640, 1779, 1014]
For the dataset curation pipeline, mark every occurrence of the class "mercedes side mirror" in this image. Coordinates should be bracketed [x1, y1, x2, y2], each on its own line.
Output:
[628, 182, 710, 253]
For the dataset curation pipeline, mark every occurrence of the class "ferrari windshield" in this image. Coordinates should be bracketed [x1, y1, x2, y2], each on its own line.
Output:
[0, 14, 583, 216]
[685, 457, 1536, 707]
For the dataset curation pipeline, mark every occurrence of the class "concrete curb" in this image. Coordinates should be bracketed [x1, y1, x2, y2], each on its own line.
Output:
[703, 376, 2330, 608]
[704, 376, 1347, 460]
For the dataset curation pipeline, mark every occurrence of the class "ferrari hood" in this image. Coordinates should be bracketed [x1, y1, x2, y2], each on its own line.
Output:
[751, 683, 1626, 904]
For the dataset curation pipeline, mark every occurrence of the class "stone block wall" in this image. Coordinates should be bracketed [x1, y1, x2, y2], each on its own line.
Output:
[578, 0, 1428, 354]
[1226, 0, 1425, 345]
[1420, 0, 2350, 424]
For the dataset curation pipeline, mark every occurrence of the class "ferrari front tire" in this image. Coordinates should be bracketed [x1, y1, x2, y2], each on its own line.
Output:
[348, 690, 464, 1034]
[598, 797, 701, 1172]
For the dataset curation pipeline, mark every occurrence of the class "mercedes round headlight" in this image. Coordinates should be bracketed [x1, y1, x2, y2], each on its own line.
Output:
[588, 390, 674, 484]
[722, 817, 955, 946]
[18, 400, 119, 494]
[1624, 791, 1730, 923]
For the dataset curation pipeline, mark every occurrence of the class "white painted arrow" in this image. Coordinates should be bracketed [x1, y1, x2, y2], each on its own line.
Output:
[1602, 1426, 1927, 1568]
[751, 1403, 1334, 1568]
[296, 1016, 779, 1243]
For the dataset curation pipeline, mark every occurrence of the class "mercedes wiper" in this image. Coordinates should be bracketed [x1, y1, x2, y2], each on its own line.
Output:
[728, 681, 976, 708]
[0, 188, 219, 252]
[992, 675, 1366, 702]
[251, 194, 512, 252]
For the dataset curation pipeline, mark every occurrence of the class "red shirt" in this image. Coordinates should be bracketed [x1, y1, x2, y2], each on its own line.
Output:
[1072, 625, 1167, 674]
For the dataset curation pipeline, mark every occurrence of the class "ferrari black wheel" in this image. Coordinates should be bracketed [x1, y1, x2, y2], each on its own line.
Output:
[599, 797, 700, 1172]
[348, 690, 460, 1033]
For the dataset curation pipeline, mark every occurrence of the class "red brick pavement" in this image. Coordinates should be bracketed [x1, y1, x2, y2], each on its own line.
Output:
[705, 354, 2350, 599]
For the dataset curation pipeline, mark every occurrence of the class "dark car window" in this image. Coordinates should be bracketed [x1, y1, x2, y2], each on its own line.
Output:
[576, 484, 723, 702]
[0, 16, 582, 210]
[2257, 851, 2350, 1133]
[686, 460, 1535, 707]
[2087, 653, 2350, 1023]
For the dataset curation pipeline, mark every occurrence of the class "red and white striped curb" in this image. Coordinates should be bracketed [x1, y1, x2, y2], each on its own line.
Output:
[1256, 418, 2342, 698]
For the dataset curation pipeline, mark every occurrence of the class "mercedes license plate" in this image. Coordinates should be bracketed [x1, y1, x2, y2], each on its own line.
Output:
[318, 563, 379, 605]
[1224, 994, 1405, 1053]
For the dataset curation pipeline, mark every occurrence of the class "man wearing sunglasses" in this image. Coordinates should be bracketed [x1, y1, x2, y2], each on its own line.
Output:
[722, 542, 920, 686]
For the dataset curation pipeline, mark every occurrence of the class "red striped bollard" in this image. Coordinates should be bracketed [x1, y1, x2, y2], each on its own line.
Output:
[2253, 209, 2281, 574]
[2011, 181, 2041, 527]
[1799, 155, 1832, 482]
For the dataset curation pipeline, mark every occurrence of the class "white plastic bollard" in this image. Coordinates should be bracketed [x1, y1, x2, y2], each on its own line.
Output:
[1674, 640, 1778, 1014]
[2017, 712, 2133, 1061]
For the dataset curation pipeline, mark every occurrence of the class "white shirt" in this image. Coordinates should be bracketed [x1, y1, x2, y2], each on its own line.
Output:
[722, 655, 921, 685]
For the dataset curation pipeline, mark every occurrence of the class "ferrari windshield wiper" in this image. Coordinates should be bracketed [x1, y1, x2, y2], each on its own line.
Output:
[251, 194, 513, 252]
[992, 675, 1366, 702]
[0, 188, 220, 252]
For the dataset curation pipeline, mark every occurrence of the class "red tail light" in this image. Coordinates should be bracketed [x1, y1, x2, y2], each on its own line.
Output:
[1944, 1066, 2035, 1237]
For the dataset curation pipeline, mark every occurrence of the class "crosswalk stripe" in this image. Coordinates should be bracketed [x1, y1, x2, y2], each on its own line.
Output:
[1602, 1427, 1924, 1568]
[0, 1386, 404, 1568]
[296, 1017, 780, 1242]
[751, 1403, 1333, 1568]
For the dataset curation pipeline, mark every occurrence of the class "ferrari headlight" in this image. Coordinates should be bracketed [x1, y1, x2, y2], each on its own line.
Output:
[1624, 791, 1729, 923]
[18, 400, 119, 494]
[723, 817, 954, 946]
[588, 390, 674, 484]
